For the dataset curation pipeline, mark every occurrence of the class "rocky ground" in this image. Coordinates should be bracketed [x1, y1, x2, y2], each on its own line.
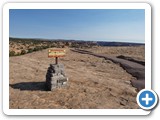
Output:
[9, 46, 144, 109]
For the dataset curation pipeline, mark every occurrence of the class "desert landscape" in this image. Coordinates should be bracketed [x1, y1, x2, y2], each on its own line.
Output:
[9, 38, 145, 109]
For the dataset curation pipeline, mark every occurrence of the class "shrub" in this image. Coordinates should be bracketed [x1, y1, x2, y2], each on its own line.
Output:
[50, 44, 55, 48]
[42, 46, 48, 49]
[33, 47, 38, 51]
[27, 48, 34, 53]
[21, 50, 26, 55]
[9, 51, 15, 56]
[16, 52, 20, 56]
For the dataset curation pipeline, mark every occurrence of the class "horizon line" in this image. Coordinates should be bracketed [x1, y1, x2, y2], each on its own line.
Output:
[9, 36, 145, 44]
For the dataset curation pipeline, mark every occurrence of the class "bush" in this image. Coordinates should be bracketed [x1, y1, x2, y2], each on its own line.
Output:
[33, 47, 38, 51]
[27, 48, 33, 53]
[9, 51, 15, 56]
[42, 46, 48, 49]
[34, 47, 41, 51]
[16, 52, 20, 56]
[21, 50, 26, 55]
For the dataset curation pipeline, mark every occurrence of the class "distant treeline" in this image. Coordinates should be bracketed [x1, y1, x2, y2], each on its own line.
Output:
[9, 37, 144, 57]
[9, 37, 97, 57]
[10, 37, 145, 46]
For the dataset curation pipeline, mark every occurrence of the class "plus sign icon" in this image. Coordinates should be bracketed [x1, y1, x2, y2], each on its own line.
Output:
[137, 89, 158, 110]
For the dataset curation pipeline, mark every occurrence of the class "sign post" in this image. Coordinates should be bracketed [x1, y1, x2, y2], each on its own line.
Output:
[46, 48, 68, 91]
[48, 49, 66, 64]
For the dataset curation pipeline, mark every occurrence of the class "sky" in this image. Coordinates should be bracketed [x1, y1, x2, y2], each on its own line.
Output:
[9, 9, 145, 43]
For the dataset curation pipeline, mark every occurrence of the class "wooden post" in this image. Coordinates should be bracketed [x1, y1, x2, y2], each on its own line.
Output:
[55, 57, 58, 64]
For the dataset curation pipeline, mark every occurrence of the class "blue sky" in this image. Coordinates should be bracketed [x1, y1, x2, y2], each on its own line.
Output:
[9, 9, 145, 43]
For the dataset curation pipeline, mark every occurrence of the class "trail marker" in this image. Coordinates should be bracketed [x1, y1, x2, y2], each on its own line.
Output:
[47, 49, 68, 91]
[48, 49, 66, 64]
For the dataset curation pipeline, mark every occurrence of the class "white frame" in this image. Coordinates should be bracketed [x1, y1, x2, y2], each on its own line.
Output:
[3, 3, 151, 115]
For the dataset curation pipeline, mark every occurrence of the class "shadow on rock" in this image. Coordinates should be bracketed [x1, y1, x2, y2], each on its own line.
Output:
[10, 82, 47, 91]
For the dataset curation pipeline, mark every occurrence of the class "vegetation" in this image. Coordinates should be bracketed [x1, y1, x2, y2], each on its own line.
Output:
[21, 50, 26, 55]
[27, 48, 34, 53]
[9, 51, 15, 56]
[9, 37, 97, 57]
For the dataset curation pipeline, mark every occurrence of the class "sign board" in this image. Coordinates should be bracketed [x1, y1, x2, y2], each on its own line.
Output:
[48, 49, 66, 58]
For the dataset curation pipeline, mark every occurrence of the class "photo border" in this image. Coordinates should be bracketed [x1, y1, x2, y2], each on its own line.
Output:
[3, 2, 151, 115]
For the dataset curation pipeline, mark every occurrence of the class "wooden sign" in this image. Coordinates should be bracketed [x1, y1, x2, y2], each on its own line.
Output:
[48, 49, 66, 58]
